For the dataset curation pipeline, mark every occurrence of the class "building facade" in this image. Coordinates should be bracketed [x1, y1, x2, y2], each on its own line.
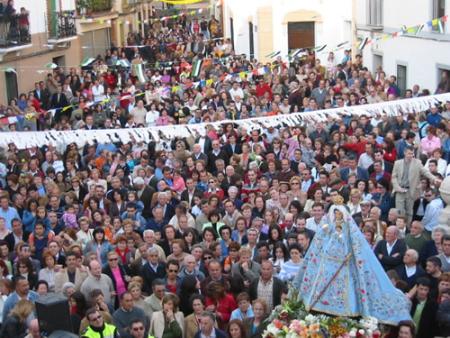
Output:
[0, 0, 79, 103]
[222, 0, 352, 63]
[356, 0, 450, 93]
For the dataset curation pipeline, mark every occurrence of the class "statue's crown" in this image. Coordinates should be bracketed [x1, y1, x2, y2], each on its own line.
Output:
[333, 195, 345, 205]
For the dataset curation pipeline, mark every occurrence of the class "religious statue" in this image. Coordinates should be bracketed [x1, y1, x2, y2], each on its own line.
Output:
[292, 196, 411, 325]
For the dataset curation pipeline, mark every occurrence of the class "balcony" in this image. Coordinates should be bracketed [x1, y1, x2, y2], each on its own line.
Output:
[0, 13, 32, 57]
[48, 11, 77, 44]
[77, 0, 114, 16]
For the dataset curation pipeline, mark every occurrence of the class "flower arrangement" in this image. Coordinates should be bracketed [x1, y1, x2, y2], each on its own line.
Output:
[263, 290, 382, 338]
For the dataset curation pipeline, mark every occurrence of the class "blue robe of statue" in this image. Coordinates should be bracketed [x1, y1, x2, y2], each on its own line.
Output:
[292, 204, 411, 325]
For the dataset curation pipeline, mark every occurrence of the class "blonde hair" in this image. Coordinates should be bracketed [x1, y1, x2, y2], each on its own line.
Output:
[9, 299, 34, 322]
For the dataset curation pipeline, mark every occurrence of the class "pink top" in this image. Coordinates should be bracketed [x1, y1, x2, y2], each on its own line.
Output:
[111, 267, 127, 295]
[421, 135, 441, 155]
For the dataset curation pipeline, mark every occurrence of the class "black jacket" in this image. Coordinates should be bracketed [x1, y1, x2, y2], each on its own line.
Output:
[248, 277, 287, 310]
[140, 262, 166, 294]
[410, 297, 438, 338]
[374, 239, 407, 271]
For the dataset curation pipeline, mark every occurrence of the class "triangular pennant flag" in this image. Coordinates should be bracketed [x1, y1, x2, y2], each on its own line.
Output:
[191, 59, 203, 78]
[81, 57, 95, 67]
[315, 44, 327, 53]
[44, 62, 58, 69]
[416, 24, 424, 35]
[132, 63, 147, 83]
[4, 67, 16, 74]
[358, 37, 369, 51]
[438, 20, 444, 34]
[257, 67, 268, 75]
[270, 51, 281, 58]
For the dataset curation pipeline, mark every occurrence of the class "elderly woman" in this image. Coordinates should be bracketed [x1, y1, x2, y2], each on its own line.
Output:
[243, 298, 269, 338]
[149, 293, 184, 338]
[421, 225, 450, 265]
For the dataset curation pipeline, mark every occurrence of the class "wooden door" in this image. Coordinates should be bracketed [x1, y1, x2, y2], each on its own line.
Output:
[288, 22, 315, 50]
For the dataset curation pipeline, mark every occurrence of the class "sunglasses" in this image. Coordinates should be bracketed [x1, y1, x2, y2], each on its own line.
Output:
[291, 182, 299, 185]
[109, 258, 118, 261]
[203, 256, 213, 260]
[168, 269, 178, 273]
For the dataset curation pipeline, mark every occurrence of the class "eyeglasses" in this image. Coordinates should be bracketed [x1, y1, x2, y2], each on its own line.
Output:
[168, 269, 178, 273]
[203, 256, 213, 260]
[291, 182, 299, 185]
[132, 326, 145, 331]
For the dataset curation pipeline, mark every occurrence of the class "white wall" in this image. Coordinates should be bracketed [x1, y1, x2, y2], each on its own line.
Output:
[357, 0, 450, 91]
[223, 0, 352, 62]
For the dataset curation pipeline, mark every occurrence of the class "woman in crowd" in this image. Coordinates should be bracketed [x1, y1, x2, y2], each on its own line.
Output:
[38, 252, 58, 292]
[0, 299, 34, 337]
[185, 294, 208, 338]
[84, 227, 113, 265]
[149, 293, 184, 338]
[243, 299, 269, 338]
[205, 281, 237, 330]
[227, 319, 248, 338]
[278, 244, 303, 282]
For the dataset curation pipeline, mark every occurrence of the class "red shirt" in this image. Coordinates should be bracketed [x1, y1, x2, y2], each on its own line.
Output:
[205, 293, 237, 329]
[255, 83, 273, 100]
[383, 148, 397, 163]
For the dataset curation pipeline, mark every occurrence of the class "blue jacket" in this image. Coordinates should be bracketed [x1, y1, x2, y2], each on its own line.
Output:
[2, 291, 39, 322]
[194, 328, 227, 338]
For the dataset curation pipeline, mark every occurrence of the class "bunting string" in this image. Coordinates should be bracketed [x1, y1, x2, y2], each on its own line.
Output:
[1, 93, 448, 150]
[268, 14, 449, 59]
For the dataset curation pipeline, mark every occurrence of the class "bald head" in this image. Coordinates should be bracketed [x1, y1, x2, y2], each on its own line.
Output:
[28, 319, 40, 338]
[386, 226, 398, 243]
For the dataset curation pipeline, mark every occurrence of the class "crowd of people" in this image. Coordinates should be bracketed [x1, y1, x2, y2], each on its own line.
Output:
[0, 10, 449, 338]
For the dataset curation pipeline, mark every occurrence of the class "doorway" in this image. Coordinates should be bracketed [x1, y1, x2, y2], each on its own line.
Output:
[288, 21, 315, 50]
[5, 70, 18, 102]
[230, 17, 234, 50]
[53, 55, 66, 69]
[249, 21, 254, 59]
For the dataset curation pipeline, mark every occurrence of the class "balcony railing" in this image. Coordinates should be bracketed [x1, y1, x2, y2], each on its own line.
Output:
[49, 11, 77, 41]
[0, 13, 31, 48]
[92, 0, 113, 12]
[77, 0, 113, 16]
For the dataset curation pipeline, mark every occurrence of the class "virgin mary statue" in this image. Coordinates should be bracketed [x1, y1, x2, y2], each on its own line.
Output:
[292, 197, 411, 325]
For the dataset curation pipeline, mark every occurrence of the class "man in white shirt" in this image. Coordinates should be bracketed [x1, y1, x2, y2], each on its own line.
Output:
[229, 81, 244, 102]
[92, 80, 106, 102]
[395, 249, 426, 290]
[305, 203, 325, 232]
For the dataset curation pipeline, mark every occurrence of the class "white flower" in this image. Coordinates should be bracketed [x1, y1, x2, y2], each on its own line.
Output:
[264, 324, 281, 336]
[349, 330, 357, 337]
[358, 329, 365, 335]
[305, 314, 317, 323]
[322, 224, 329, 230]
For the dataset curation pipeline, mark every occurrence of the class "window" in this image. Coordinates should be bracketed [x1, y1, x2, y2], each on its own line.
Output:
[397, 64, 407, 97]
[373, 54, 383, 71]
[432, 0, 445, 32]
[5, 71, 18, 103]
[367, 0, 383, 27]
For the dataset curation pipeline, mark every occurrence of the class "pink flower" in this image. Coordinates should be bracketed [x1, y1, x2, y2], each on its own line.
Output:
[321, 300, 330, 305]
